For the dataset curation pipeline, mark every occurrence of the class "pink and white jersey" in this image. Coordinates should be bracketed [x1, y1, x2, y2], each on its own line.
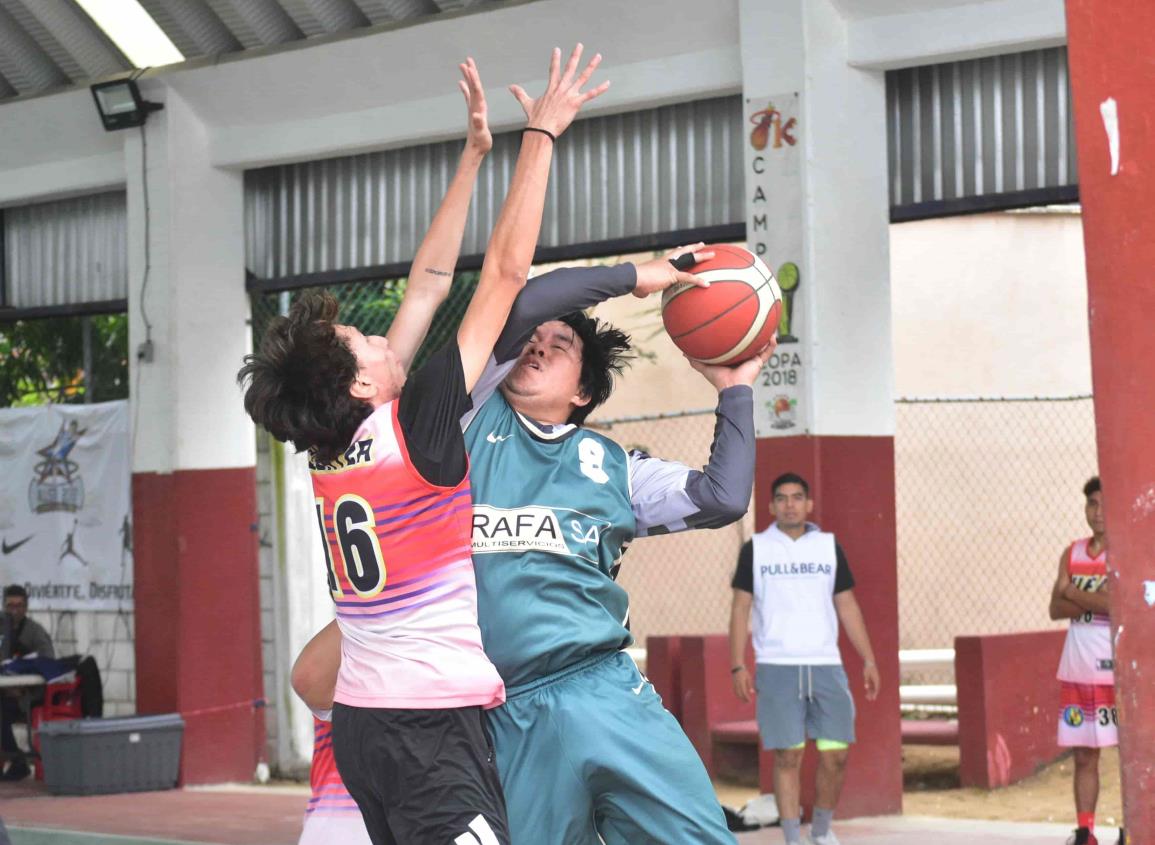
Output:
[1057, 538, 1113, 686]
[299, 718, 371, 845]
[310, 401, 504, 710]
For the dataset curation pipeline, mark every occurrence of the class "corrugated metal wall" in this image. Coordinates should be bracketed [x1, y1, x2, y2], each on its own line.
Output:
[887, 46, 1077, 211]
[245, 95, 745, 281]
[3, 191, 128, 308]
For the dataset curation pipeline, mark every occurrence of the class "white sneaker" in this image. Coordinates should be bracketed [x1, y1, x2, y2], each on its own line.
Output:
[805, 832, 841, 845]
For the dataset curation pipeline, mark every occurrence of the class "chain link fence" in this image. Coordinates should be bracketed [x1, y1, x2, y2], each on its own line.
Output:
[588, 410, 754, 648]
[250, 271, 478, 368]
[896, 395, 1098, 684]
[598, 395, 1100, 666]
[250, 285, 1100, 677]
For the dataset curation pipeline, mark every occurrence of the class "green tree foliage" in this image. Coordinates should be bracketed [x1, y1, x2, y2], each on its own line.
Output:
[0, 314, 129, 408]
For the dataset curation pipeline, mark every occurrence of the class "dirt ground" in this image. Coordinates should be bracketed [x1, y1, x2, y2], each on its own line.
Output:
[901, 745, 1122, 825]
[715, 746, 1124, 826]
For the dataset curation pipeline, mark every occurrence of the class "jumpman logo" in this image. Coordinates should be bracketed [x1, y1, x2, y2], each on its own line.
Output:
[59, 520, 91, 566]
[119, 514, 132, 554]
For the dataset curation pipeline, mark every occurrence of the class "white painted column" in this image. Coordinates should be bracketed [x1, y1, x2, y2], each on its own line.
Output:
[123, 84, 266, 783]
[738, 0, 901, 817]
[740, 0, 894, 438]
[125, 85, 254, 476]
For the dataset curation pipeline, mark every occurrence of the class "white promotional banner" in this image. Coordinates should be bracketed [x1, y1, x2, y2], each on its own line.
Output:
[745, 92, 809, 436]
[0, 401, 132, 610]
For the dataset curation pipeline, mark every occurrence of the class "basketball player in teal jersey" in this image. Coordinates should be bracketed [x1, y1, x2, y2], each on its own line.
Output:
[292, 255, 739, 843]
[454, 263, 772, 844]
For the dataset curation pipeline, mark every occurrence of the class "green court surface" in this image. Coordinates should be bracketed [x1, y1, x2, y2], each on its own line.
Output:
[8, 830, 204, 845]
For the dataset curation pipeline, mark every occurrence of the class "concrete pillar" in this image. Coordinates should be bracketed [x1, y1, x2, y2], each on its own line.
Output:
[1065, 2, 1155, 837]
[739, 0, 901, 817]
[125, 85, 265, 783]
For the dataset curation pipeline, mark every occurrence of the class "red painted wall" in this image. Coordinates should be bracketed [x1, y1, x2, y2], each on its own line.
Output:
[955, 630, 1066, 789]
[1066, 3, 1155, 838]
[133, 468, 265, 784]
[646, 635, 685, 723]
[677, 636, 756, 777]
[754, 436, 902, 818]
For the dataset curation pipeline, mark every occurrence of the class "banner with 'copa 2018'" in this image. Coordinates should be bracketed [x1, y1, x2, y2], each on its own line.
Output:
[0, 401, 132, 611]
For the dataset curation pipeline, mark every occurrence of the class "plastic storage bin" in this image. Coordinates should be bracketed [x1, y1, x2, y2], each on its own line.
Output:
[39, 713, 184, 795]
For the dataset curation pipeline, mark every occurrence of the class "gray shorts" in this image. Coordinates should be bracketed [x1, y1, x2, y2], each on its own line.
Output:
[754, 664, 856, 750]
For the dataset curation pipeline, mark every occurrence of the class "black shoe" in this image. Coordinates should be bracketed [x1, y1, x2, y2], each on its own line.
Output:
[722, 805, 763, 832]
[1067, 828, 1097, 845]
[0, 759, 30, 781]
[1116, 828, 1125, 845]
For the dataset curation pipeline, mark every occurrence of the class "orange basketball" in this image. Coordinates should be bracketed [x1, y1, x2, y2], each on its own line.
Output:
[661, 245, 782, 365]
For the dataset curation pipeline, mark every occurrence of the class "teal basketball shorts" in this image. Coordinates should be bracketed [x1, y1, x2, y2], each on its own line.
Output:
[485, 651, 735, 845]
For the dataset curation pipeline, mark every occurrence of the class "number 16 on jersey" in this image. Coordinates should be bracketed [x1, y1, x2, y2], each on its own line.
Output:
[314, 495, 388, 599]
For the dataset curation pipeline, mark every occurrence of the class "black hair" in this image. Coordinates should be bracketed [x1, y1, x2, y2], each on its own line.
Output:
[3, 585, 28, 602]
[558, 311, 634, 426]
[1083, 476, 1101, 499]
[771, 472, 810, 498]
[237, 291, 372, 465]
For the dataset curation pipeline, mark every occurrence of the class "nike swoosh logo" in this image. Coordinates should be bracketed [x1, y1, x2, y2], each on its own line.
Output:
[2, 535, 33, 555]
[632, 681, 646, 695]
[486, 432, 512, 443]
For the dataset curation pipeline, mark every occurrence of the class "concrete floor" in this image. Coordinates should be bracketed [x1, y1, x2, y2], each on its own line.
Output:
[0, 780, 1078, 845]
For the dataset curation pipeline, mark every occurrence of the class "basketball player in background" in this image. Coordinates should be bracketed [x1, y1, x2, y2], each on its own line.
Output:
[240, 47, 610, 844]
[1049, 477, 1122, 845]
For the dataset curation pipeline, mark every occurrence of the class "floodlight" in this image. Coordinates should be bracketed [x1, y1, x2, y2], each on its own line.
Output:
[90, 79, 163, 132]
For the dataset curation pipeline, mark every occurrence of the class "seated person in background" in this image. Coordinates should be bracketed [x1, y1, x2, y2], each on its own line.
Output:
[2, 584, 55, 781]
[3, 585, 54, 659]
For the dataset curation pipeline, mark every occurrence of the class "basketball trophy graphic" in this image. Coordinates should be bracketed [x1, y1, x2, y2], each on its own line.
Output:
[776, 261, 800, 343]
[29, 420, 87, 513]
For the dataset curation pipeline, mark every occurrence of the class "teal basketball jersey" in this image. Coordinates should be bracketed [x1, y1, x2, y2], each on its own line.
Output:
[465, 390, 637, 686]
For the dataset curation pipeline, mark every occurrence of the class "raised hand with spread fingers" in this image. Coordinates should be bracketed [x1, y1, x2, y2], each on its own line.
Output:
[508, 44, 610, 139]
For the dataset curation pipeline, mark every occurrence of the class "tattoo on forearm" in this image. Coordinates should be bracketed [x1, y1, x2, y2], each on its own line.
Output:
[423, 267, 453, 277]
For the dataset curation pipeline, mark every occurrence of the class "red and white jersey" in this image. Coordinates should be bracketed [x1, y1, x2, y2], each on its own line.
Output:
[1057, 537, 1113, 686]
[299, 718, 371, 845]
[310, 402, 504, 710]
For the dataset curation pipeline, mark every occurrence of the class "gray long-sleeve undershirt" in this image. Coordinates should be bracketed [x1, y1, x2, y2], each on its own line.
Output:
[466, 262, 755, 538]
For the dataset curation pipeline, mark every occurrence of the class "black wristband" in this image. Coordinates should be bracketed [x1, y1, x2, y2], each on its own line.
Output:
[523, 126, 557, 143]
[731, 665, 746, 674]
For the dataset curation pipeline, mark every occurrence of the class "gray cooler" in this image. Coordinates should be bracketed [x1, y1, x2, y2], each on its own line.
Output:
[39, 713, 184, 795]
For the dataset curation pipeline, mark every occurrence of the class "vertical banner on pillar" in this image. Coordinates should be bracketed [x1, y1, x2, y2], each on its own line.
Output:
[745, 93, 808, 436]
[0, 401, 132, 610]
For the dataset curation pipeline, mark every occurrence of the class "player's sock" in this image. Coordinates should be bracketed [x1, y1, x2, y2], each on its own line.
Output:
[1078, 813, 1096, 832]
[811, 807, 835, 839]
[782, 817, 802, 844]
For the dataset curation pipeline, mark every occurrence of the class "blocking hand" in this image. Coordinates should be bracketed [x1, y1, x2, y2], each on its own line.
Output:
[458, 57, 491, 156]
[509, 44, 611, 138]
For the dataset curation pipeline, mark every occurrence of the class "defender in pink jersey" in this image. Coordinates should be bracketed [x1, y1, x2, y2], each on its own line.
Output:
[1048, 477, 1122, 845]
[240, 48, 611, 845]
